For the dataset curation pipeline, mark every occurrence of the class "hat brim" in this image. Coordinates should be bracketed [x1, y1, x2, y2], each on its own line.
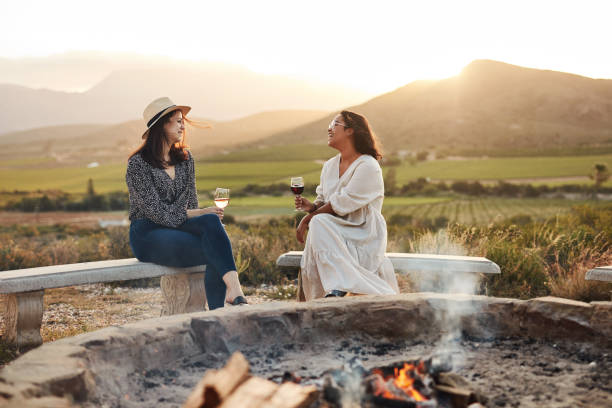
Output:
[141, 105, 191, 139]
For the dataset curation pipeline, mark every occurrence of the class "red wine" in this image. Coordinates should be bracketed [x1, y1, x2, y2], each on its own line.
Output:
[291, 186, 304, 195]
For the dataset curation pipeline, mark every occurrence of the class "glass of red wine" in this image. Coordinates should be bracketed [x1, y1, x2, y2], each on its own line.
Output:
[290, 177, 304, 211]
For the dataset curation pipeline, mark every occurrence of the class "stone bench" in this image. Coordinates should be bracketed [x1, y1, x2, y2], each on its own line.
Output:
[586, 266, 612, 299]
[276, 251, 500, 301]
[586, 266, 612, 282]
[0, 259, 207, 349]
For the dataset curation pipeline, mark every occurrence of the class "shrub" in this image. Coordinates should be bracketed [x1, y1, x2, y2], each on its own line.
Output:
[0, 239, 50, 270]
[483, 242, 549, 299]
[505, 214, 533, 226]
[1, 203, 611, 302]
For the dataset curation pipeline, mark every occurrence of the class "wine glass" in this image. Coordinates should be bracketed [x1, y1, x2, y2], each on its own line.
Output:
[290, 177, 304, 211]
[214, 187, 229, 225]
[214, 187, 230, 209]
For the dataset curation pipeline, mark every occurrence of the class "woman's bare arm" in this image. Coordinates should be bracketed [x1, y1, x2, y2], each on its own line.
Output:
[296, 202, 337, 243]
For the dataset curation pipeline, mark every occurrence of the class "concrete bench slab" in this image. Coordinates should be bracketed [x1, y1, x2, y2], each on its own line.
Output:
[276, 251, 501, 274]
[276, 251, 500, 302]
[0, 258, 206, 294]
[0, 259, 207, 349]
[586, 266, 612, 282]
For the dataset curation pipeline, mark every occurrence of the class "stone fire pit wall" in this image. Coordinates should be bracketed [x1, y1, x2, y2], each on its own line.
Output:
[0, 293, 610, 406]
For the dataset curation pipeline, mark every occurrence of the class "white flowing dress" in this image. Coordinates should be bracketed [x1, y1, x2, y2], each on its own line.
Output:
[300, 154, 400, 300]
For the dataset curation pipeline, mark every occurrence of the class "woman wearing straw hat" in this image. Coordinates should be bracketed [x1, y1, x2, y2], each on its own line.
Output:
[126, 97, 248, 309]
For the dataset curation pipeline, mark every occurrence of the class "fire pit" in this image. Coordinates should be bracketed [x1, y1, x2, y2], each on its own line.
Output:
[0, 293, 610, 407]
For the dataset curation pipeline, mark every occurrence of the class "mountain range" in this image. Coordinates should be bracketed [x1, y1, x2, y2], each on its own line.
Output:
[0, 110, 328, 163]
[261, 60, 612, 153]
[2, 59, 612, 164]
[0, 52, 371, 134]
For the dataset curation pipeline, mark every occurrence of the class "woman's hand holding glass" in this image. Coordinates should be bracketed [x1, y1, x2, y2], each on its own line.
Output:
[187, 207, 223, 220]
[295, 196, 315, 212]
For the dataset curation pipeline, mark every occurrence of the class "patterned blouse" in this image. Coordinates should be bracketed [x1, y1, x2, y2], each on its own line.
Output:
[126, 152, 199, 228]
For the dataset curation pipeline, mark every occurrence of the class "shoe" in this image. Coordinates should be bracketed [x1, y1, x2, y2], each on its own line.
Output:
[324, 290, 347, 298]
[227, 295, 249, 306]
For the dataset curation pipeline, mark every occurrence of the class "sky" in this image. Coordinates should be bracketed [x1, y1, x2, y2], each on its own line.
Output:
[1, 0, 611, 94]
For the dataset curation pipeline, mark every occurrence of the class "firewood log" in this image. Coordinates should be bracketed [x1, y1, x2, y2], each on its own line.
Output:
[183, 352, 250, 408]
[266, 382, 319, 408]
[218, 377, 279, 408]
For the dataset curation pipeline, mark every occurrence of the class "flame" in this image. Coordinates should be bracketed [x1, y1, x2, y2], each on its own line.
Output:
[372, 362, 428, 402]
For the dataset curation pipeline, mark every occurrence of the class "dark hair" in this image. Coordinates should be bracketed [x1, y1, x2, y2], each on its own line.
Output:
[129, 110, 190, 168]
[340, 110, 383, 160]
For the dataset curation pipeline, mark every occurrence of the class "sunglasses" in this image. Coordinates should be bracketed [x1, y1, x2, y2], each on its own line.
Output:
[328, 119, 348, 131]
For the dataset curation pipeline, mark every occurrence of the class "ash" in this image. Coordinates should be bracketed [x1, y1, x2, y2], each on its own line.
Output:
[100, 336, 611, 408]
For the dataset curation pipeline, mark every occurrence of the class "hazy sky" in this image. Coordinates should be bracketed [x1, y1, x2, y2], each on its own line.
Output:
[2, 0, 611, 93]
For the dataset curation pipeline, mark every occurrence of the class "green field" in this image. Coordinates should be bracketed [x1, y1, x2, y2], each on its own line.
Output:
[221, 195, 451, 217]
[384, 197, 592, 225]
[0, 153, 610, 194]
[0, 161, 323, 194]
[207, 144, 335, 162]
[392, 154, 612, 184]
[214, 195, 585, 224]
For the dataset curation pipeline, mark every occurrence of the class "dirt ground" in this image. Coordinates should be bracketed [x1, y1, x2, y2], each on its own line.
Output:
[1, 287, 610, 407]
[89, 335, 611, 408]
[0, 284, 287, 367]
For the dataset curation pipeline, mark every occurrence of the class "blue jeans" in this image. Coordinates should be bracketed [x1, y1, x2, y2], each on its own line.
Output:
[129, 214, 237, 310]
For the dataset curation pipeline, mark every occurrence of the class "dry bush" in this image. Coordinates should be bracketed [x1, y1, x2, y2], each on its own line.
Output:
[105, 226, 132, 259]
[395, 273, 416, 293]
[0, 238, 51, 270]
[408, 229, 469, 256]
[227, 222, 301, 284]
[45, 238, 79, 265]
[545, 245, 612, 301]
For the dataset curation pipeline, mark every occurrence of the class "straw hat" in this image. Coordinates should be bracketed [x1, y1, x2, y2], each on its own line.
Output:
[142, 97, 191, 139]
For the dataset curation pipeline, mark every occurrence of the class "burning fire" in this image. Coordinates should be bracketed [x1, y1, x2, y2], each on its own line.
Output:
[371, 361, 428, 402]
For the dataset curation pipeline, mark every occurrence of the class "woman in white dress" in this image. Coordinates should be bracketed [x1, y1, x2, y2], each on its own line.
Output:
[295, 110, 399, 300]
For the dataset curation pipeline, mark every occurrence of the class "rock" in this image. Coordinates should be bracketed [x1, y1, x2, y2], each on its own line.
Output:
[2, 396, 73, 407]
[590, 301, 612, 341]
[0, 293, 610, 406]
[519, 297, 605, 344]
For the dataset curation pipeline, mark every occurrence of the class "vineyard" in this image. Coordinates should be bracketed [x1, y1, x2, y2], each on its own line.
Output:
[1, 151, 610, 194]
[383, 197, 595, 225]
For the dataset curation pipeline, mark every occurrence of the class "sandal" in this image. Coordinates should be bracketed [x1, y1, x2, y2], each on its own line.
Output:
[227, 295, 249, 306]
[324, 290, 347, 298]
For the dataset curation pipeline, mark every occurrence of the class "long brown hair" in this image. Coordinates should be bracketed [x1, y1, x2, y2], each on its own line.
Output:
[340, 110, 383, 160]
[130, 110, 195, 168]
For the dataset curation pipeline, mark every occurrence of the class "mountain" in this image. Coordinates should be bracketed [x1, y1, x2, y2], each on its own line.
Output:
[0, 110, 329, 163]
[0, 51, 176, 91]
[0, 53, 371, 134]
[260, 60, 612, 153]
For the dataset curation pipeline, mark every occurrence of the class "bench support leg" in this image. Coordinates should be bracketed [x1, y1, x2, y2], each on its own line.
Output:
[3, 290, 44, 349]
[160, 273, 207, 315]
[297, 269, 306, 302]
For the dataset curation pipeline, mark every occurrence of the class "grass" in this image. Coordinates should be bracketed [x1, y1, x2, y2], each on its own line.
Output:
[1, 153, 610, 194]
[0, 160, 324, 194]
[385, 197, 596, 225]
[207, 144, 336, 162]
[391, 154, 612, 184]
[195, 161, 323, 191]
[215, 196, 454, 217]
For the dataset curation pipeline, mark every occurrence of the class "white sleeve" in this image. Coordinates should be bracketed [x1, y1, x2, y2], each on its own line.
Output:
[328, 158, 383, 216]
